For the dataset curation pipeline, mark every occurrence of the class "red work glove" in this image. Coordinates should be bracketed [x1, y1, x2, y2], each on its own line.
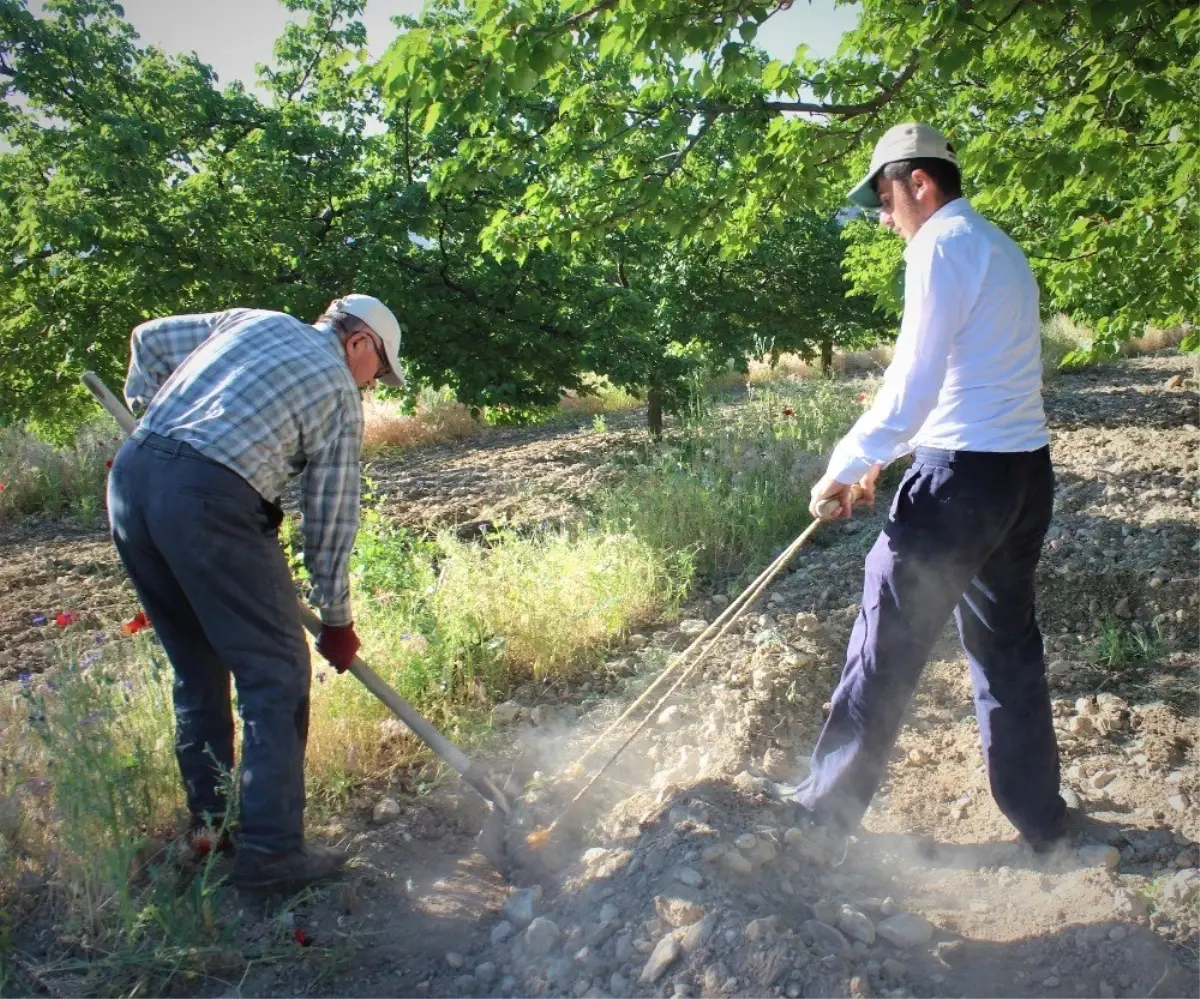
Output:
[316, 623, 360, 673]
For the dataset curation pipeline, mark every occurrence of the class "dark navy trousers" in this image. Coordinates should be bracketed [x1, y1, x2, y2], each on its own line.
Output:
[107, 433, 311, 855]
[795, 445, 1066, 844]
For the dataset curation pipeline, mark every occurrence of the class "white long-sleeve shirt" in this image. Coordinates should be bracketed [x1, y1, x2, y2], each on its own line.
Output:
[827, 198, 1049, 484]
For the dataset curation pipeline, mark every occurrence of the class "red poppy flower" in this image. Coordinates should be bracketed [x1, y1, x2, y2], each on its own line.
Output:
[55, 611, 77, 627]
[121, 610, 152, 636]
[782, 408, 795, 417]
[0, 483, 6, 493]
[294, 928, 313, 947]
[105, 459, 114, 469]
[856, 393, 869, 403]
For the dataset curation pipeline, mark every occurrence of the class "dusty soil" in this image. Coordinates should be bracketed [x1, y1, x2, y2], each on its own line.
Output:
[364, 408, 652, 534]
[2, 353, 1197, 999]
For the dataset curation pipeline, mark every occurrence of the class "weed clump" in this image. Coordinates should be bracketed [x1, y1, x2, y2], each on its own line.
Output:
[0, 417, 122, 522]
[0, 636, 274, 996]
[297, 510, 691, 798]
[593, 378, 869, 580]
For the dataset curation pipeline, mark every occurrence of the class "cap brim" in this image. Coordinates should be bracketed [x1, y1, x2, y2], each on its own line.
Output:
[847, 169, 882, 209]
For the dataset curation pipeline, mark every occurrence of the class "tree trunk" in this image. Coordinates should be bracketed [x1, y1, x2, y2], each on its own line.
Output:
[646, 386, 663, 438]
[819, 337, 833, 377]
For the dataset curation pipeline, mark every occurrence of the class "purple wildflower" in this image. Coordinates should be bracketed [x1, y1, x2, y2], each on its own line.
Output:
[82, 652, 99, 667]
[92, 633, 105, 646]
[32, 615, 46, 626]
[46, 680, 57, 691]
[18, 672, 31, 684]
[316, 672, 327, 683]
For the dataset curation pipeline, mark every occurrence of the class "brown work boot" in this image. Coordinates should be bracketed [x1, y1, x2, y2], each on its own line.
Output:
[230, 843, 347, 892]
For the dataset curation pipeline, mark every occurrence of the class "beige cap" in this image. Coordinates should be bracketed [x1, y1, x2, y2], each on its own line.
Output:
[847, 123, 959, 208]
[329, 294, 405, 387]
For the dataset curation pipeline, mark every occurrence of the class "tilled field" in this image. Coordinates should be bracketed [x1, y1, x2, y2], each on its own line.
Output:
[1, 353, 1197, 999]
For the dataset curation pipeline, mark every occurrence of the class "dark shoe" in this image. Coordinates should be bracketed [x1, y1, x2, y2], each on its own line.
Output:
[1028, 833, 1068, 856]
[231, 843, 347, 891]
[1024, 793, 1087, 855]
[790, 801, 820, 827]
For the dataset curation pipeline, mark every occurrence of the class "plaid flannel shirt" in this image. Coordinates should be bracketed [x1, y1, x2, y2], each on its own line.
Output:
[125, 309, 362, 626]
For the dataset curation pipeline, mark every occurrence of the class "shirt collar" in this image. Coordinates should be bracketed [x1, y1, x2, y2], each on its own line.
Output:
[903, 197, 971, 262]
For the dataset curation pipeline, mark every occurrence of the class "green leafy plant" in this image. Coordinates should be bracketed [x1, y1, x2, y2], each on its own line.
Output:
[379, 0, 1196, 361]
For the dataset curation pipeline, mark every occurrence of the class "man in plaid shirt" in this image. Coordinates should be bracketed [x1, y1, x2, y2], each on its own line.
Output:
[108, 294, 403, 891]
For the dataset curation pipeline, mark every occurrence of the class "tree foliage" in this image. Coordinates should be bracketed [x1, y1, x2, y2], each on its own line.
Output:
[383, 0, 1198, 350]
[0, 0, 377, 430]
[1, 0, 886, 434]
[2, 0, 1194, 435]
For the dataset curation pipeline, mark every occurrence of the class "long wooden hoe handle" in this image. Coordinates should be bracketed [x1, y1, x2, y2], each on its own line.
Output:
[81, 371, 511, 817]
[552, 503, 838, 824]
[565, 491, 851, 776]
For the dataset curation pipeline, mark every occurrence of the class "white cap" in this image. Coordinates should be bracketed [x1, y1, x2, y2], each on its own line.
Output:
[329, 294, 405, 387]
[847, 123, 959, 209]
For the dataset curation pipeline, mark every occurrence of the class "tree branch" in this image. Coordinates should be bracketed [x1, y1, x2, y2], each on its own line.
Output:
[710, 58, 919, 117]
[656, 114, 715, 183]
[1029, 249, 1102, 262]
[283, 10, 339, 102]
[556, 0, 621, 33]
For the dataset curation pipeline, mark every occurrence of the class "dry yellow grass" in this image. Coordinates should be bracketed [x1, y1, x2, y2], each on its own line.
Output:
[746, 353, 815, 383]
[361, 394, 482, 452]
[0, 419, 120, 521]
[744, 347, 893, 385]
[557, 376, 641, 416]
[1125, 324, 1188, 353]
[1042, 313, 1190, 373]
[834, 345, 895, 375]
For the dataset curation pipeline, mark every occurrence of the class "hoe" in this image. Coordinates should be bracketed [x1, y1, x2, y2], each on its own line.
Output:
[81, 372, 515, 876]
[84, 371, 850, 880]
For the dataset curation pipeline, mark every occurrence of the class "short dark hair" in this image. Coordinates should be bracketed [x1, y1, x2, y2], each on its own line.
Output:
[877, 158, 963, 200]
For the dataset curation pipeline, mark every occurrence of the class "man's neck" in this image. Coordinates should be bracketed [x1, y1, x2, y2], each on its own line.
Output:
[908, 196, 964, 242]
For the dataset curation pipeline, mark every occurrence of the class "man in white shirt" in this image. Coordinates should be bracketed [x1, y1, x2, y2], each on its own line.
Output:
[795, 123, 1068, 852]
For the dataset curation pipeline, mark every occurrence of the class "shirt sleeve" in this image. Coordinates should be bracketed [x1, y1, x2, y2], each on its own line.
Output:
[124, 310, 251, 413]
[300, 399, 363, 627]
[825, 239, 972, 484]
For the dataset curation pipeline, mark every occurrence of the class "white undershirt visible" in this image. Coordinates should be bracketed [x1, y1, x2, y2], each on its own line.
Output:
[827, 197, 1050, 485]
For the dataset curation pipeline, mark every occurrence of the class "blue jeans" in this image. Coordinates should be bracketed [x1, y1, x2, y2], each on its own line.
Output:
[107, 433, 311, 854]
[795, 446, 1066, 844]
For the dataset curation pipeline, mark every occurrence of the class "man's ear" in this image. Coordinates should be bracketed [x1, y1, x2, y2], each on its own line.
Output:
[910, 169, 934, 200]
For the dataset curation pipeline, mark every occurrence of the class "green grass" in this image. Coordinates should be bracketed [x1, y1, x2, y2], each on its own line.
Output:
[308, 513, 692, 801]
[592, 378, 869, 580]
[1041, 313, 1094, 375]
[0, 634, 271, 996]
[1091, 618, 1167, 674]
